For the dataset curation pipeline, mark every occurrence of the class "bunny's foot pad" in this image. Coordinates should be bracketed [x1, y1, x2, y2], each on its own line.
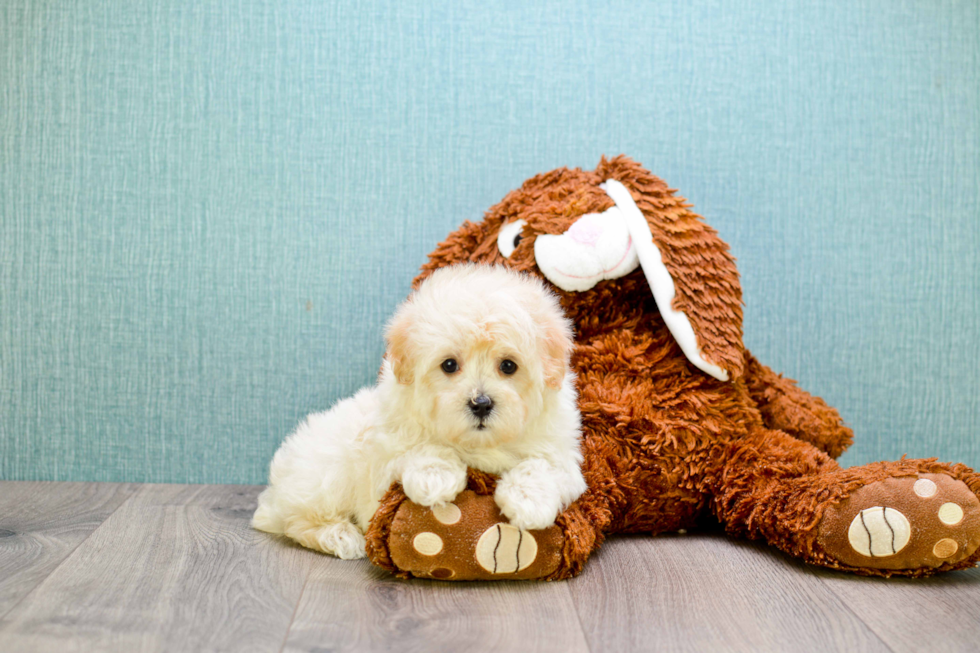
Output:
[385, 490, 564, 580]
[818, 473, 980, 572]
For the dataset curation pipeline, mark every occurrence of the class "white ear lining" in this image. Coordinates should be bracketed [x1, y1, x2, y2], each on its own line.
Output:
[601, 180, 729, 382]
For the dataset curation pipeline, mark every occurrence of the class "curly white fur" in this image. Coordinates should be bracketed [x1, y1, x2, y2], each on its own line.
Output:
[252, 265, 587, 558]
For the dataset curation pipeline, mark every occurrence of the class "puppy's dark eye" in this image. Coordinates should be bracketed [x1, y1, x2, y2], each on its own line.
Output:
[512, 233, 523, 248]
[441, 359, 459, 374]
[499, 359, 518, 375]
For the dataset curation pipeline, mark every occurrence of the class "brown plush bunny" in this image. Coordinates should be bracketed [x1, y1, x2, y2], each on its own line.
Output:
[365, 156, 980, 580]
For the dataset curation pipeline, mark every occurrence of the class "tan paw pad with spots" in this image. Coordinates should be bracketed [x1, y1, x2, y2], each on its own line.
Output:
[819, 473, 980, 570]
[386, 490, 564, 580]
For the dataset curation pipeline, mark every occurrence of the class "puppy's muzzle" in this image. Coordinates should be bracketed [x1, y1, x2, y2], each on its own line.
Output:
[468, 394, 494, 419]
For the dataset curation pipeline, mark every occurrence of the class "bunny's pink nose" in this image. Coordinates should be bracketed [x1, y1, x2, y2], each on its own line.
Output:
[567, 215, 604, 246]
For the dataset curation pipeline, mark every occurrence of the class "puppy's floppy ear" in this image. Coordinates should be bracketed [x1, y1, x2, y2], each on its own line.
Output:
[538, 303, 575, 390]
[384, 301, 415, 385]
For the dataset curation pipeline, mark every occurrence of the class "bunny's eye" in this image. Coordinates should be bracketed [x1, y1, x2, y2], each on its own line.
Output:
[497, 220, 526, 258]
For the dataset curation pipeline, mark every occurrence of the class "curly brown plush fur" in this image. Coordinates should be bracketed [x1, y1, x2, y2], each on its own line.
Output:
[365, 156, 980, 580]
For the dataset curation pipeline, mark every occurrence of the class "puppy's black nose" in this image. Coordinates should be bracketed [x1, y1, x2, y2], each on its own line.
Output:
[469, 394, 494, 419]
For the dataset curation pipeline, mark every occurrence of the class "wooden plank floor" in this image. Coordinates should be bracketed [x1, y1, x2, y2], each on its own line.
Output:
[1, 483, 978, 652]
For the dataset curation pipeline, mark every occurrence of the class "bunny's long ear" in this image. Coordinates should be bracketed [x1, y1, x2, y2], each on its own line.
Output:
[596, 156, 744, 381]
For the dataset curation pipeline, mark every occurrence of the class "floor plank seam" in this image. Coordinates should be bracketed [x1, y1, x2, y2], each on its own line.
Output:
[814, 576, 898, 653]
[277, 565, 313, 653]
[0, 483, 140, 624]
[566, 578, 595, 653]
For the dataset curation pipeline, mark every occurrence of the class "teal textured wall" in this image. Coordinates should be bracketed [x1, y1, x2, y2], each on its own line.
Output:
[2, 0, 978, 484]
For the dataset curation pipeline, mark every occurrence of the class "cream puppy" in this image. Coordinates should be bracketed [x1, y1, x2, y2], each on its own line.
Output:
[252, 264, 587, 559]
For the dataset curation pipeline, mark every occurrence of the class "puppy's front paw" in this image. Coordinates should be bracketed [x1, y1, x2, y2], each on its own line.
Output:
[289, 520, 367, 559]
[401, 459, 467, 507]
[319, 522, 367, 560]
[495, 478, 562, 531]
